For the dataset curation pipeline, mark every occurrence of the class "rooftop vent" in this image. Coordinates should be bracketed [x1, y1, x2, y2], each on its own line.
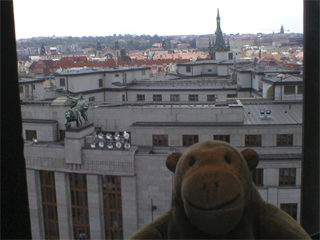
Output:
[260, 109, 272, 119]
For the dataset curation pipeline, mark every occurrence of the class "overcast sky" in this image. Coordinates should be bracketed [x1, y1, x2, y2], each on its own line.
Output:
[13, 0, 303, 39]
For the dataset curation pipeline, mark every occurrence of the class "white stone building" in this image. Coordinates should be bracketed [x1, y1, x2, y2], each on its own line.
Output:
[19, 78, 54, 101]
[22, 98, 303, 239]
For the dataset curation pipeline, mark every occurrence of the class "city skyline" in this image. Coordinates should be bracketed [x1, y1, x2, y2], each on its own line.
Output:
[13, 0, 303, 39]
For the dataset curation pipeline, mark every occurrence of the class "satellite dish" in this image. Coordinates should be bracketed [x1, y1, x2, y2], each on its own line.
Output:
[98, 133, 104, 139]
[32, 138, 38, 143]
[98, 141, 105, 148]
[115, 135, 120, 141]
[124, 132, 130, 139]
[90, 143, 96, 148]
[106, 133, 112, 140]
[107, 143, 113, 149]
[116, 142, 122, 149]
[124, 142, 131, 149]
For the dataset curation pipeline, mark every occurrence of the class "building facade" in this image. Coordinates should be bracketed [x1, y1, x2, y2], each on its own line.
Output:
[22, 98, 303, 239]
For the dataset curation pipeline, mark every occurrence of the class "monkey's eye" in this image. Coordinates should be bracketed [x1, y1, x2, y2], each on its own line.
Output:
[225, 156, 232, 164]
[189, 156, 196, 166]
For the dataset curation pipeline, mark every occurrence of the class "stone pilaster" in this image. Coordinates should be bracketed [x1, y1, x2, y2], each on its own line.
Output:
[121, 176, 138, 239]
[87, 174, 105, 239]
[26, 169, 45, 239]
[55, 172, 73, 239]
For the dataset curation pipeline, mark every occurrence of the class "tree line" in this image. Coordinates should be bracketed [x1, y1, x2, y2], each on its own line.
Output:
[16, 34, 182, 52]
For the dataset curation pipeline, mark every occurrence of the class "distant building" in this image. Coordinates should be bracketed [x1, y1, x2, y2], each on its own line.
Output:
[19, 77, 54, 100]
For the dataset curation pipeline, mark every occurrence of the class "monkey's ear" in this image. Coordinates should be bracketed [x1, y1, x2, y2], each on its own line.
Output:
[166, 152, 183, 173]
[241, 149, 259, 171]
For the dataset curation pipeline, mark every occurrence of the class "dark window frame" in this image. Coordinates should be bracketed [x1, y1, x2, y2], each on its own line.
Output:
[136, 94, 145, 101]
[152, 134, 168, 146]
[102, 176, 123, 239]
[25, 130, 37, 140]
[213, 135, 230, 143]
[88, 96, 95, 102]
[188, 94, 199, 101]
[170, 94, 180, 101]
[277, 134, 293, 146]
[252, 168, 264, 186]
[207, 94, 217, 102]
[182, 135, 199, 147]
[40, 171, 60, 239]
[70, 173, 90, 240]
[99, 78, 103, 88]
[59, 78, 65, 87]
[279, 168, 296, 186]
[245, 135, 262, 147]
[153, 94, 162, 102]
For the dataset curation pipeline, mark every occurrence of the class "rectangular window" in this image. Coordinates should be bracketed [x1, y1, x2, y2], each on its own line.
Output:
[227, 94, 237, 98]
[32, 85, 36, 90]
[99, 79, 103, 87]
[102, 176, 123, 239]
[25, 130, 37, 141]
[152, 135, 168, 146]
[279, 168, 296, 186]
[122, 95, 126, 101]
[297, 85, 303, 94]
[214, 135, 230, 143]
[59, 130, 65, 141]
[228, 52, 233, 60]
[284, 86, 295, 95]
[280, 203, 298, 220]
[19, 86, 24, 93]
[88, 96, 95, 102]
[142, 70, 146, 75]
[40, 171, 60, 239]
[188, 94, 198, 101]
[208, 69, 212, 72]
[277, 134, 293, 146]
[70, 173, 90, 240]
[252, 169, 264, 186]
[153, 95, 162, 101]
[136, 94, 145, 101]
[207, 94, 217, 102]
[183, 135, 199, 147]
[186, 66, 191, 72]
[115, 74, 119, 77]
[245, 135, 261, 147]
[59, 78, 65, 87]
[170, 94, 180, 101]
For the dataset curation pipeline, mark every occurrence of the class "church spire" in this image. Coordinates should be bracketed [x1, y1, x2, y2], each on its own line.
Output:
[216, 8, 221, 30]
[214, 8, 226, 50]
[209, 8, 230, 59]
